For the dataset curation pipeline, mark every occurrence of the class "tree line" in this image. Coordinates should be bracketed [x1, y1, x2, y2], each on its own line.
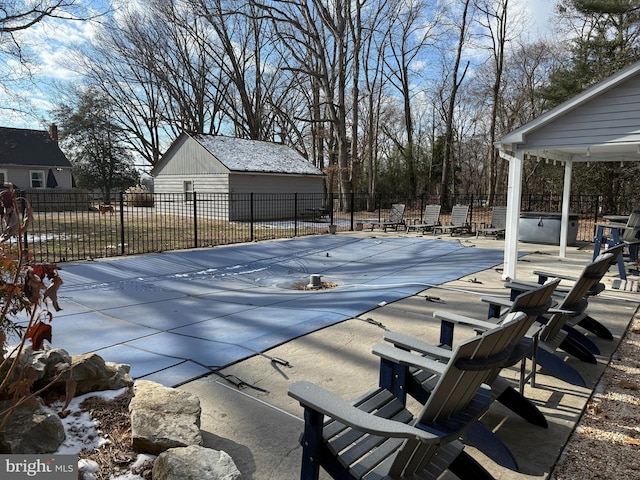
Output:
[3, 0, 640, 211]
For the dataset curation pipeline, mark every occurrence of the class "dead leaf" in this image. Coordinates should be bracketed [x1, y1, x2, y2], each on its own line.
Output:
[625, 437, 640, 446]
[24, 321, 52, 350]
[620, 379, 639, 390]
[60, 377, 77, 413]
[0, 210, 19, 242]
[19, 206, 33, 234]
[43, 275, 63, 311]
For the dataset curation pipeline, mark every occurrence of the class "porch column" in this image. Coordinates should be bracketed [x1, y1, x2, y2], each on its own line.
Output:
[502, 149, 523, 281]
[559, 160, 573, 258]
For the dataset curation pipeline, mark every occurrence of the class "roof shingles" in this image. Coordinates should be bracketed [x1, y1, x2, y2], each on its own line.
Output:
[0, 127, 72, 168]
[192, 134, 323, 175]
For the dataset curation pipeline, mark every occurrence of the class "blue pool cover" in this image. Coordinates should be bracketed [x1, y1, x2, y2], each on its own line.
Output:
[51, 236, 505, 386]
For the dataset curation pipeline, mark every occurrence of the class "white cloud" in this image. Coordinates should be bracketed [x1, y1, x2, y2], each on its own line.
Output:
[521, 0, 556, 39]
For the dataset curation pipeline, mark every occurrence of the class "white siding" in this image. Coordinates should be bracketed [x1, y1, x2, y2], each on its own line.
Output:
[154, 174, 229, 194]
[154, 136, 230, 176]
[524, 75, 640, 149]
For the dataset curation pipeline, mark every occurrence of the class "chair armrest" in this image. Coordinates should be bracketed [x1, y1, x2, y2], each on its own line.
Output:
[372, 343, 447, 375]
[480, 295, 513, 309]
[383, 330, 453, 362]
[533, 270, 579, 283]
[433, 310, 499, 331]
[598, 221, 628, 229]
[504, 280, 541, 293]
[288, 381, 438, 442]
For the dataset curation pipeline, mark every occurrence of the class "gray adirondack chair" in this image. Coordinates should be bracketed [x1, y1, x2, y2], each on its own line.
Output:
[434, 204, 470, 236]
[381, 278, 560, 471]
[504, 251, 614, 387]
[288, 311, 528, 480]
[370, 203, 406, 232]
[406, 204, 441, 233]
[476, 206, 507, 238]
[532, 242, 625, 340]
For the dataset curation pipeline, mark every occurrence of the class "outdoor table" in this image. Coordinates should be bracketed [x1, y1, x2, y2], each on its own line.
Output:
[593, 215, 629, 280]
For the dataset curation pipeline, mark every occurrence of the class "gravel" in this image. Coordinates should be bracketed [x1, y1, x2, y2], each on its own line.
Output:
[551, 309, 640, 480]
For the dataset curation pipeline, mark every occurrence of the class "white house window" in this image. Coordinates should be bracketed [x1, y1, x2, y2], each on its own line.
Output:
[0, 170, 7, 185]
[30, 170, 45, 188]
[184, 181, 194, 202]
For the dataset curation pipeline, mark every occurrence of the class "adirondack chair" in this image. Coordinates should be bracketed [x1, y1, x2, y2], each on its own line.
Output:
[504, 252, 614, 387]
[370, 203, 406, 232]
[532, 243, 625, 340]
[434, 204, 470, 236]
[288, 311, 528, 480]
[381, 279, 560, 471]
[476, 206, 507, 238]
[406, 204, 441, 233]
[598, 209, 640, 262]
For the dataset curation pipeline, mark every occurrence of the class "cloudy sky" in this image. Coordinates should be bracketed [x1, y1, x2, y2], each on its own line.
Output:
[1, 0, 558, 131]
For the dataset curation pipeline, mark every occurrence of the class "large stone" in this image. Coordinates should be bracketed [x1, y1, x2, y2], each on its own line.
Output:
[129, 380, 202, 455]
[0, 397, 65, 453]
[15, 347, 133, 395]
[64, 353, 134, 395]
[153, 445, 241, 480]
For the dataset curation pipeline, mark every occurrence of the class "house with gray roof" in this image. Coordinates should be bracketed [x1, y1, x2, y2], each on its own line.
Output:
[151, 133, 326, 220]
[0, 125, 72, 189]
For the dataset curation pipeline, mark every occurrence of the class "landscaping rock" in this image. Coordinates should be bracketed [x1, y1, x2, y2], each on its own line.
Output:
[15, 346, 133, 395]
[129, 380, 202, 455]
[153, 445, 241, 480]
[0, 397, 65, 453]
[63, 352, 134, 395]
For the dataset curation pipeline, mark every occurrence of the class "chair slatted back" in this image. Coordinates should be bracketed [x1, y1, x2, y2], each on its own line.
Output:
[389, 203, 406, 223]
[540, 252, 613, 342]
[423, 204, 441, 226]
[448, 205, 469, 227]
[503, 277, 560, 351]
[490, 206, 508, 229]
[621, 209, 640, 243]
[416, 311, 525, 423]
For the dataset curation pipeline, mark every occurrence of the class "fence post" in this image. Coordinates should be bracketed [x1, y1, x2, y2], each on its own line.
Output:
[350, 191, 355, 230]
[330, 192, 334, 225]
[119, 191, 125, 255]
[250, 192, 255, 242]
[294, 192, 298, 237]
[593, 196, 600, 240]
[193, 192, 198, 248]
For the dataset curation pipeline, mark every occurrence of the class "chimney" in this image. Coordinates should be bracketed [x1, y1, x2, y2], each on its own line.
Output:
[49, 123, 59, 143]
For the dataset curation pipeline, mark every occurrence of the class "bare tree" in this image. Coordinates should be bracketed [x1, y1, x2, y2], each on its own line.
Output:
[474, 0, 514, 203]
[440, 0, 473, 205]
[383, 0, 441, 197]
[255, 0, 355, 208]
[360, 0, 393, 207]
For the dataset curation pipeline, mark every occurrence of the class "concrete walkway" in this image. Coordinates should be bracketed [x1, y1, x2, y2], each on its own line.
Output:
[177, 232, 639, 480]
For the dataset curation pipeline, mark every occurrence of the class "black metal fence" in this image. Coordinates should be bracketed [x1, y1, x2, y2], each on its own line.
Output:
[13, 189, 638, 263]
